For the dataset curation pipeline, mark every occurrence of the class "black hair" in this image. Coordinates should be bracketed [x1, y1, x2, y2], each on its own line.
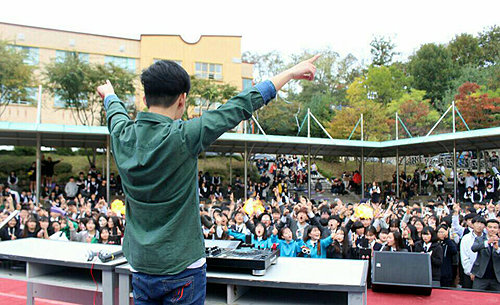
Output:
[351, 221, 364, 233]
[253, 222, 268, 240]
[331, 227, 350, 258]
[389, 230, 404, 251]
[486, 219, 500, 226]
[141, 60, 191, 108]
[472, 215, 487, 225]
[421, 226, 437, 243]
[303, 225, 322, 256]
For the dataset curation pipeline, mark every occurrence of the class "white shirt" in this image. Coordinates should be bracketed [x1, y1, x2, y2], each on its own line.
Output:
[460, 231, 480, 275]
[465, 176, 476, 189]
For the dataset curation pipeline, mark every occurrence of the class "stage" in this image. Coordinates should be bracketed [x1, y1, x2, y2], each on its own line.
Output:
[1, 278, 499, 305]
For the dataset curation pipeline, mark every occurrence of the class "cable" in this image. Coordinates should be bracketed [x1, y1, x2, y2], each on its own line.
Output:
[90, 263, 98, 305]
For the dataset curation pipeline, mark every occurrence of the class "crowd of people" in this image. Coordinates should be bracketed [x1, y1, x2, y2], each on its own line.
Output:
[1, 154, 500, 292]
[1, 157, 125, 246]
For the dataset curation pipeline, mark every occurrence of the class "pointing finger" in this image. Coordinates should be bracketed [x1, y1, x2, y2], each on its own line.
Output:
[307, 54, 321, 64]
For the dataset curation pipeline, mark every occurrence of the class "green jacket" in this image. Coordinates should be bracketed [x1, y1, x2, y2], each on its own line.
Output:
[105, 82, 275, 275]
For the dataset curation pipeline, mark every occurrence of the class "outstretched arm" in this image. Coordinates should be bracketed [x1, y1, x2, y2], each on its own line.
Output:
[184, 55, 321, 156]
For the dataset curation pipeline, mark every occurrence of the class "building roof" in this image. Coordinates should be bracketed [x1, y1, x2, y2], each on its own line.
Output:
[1, 121, 498, 156]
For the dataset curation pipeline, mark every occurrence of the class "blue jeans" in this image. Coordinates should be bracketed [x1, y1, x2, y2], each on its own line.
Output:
[131, 264, 206, 305]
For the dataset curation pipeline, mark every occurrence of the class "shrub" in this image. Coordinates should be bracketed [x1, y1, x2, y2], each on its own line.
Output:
[54, 162, 72, 174]
[13, 146, 36, 156]
[56, 147, 75, 156]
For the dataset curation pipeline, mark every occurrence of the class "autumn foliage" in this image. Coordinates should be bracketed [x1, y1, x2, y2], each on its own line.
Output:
[455, 82, 500, 129]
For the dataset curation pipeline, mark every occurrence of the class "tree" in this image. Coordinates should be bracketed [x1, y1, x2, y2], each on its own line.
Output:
[478, 25, 500, 66]
[44, 53, 136, 126]
[327, 99, 390, 141]
[454, 82, 500, 130]
[0, 40, 33, 116]
[346, 65, 409, 105]
[256, 99, 300, 136]
[290, 48, 360, 107]
[186, 76, 238, 118]
[448, 33, 483, 67]
[386, 89, 440, 137]
[442, 63, 499, 107]
[408, 43, 458, 107]
[242, 51, 286, 83]
[370, 36, 399, 66]
[44, 53, 136, 167]
[92, 63, 137, 125]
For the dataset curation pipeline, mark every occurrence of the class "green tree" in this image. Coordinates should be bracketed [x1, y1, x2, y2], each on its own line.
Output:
[256, 99, 299, 136]
[186, 76, 238, 118]
[386, 89, 440, 137]
[44, 53, 136, 126]
[370, 35, 399, 66]
[408, 43, 458, 107]
[448, 33, 483, 67]
[92, 63, 137, 125]
[478, 25, 500, 66]
[0, 40, 34, 116]
[327, 99, 390, 141]
[346, 65, 409, 105]
[242, 51, 286, 82]
[442, 64, 500, 107]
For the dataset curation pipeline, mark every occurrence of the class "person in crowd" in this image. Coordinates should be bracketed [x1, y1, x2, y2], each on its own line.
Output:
[299, 225, 335, 259]
[64, 176, 79, 199]
[414, 226, 444, 286]
[7, 171, 19, 192]
[470, 219, 500, 291]
[21, 216, 40, 239]
[107, 216, 123, 245]
[269, 227, 301, 257]
[326, 227, 352, 259]
[382, 231, 407, 252]
[368, 182, 380, 203]
[226, 221, 271, 249]
[44, 156, 62, 188]
[27, 162, 37, 192]
[437, 224, 458, 287]
[68, 217, 99, 243]
[0, 215, 22, 241]
[99, 227, 113, 244]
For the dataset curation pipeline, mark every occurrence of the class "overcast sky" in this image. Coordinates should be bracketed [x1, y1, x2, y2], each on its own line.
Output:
[1, 0, 498, 63]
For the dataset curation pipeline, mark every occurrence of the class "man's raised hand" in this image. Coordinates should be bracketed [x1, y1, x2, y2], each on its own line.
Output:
[289, 55, 320, 81]
[97, 80, 115, 99]
[271, 55, 320, 91]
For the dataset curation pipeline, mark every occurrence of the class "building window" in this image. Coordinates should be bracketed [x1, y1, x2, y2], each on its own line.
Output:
[153, 59, 182, 67]
[242, 78, 253, 90]
[54, 94, 88, 108]
[11, 87, 37, 105]
[195, 62, 222, 80]
[11, 46, 39, 65]
[104, 56, 136, 72]
[55, 50, 89, 63]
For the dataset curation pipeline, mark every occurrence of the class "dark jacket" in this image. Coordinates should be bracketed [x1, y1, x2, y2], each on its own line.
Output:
[471, 234, 500, 280]
[414, 241, 444, 281]
[439, 238, 458, 284]
[0, 226, 22, 241]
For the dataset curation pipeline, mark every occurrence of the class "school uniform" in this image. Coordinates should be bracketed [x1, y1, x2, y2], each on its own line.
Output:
[439, 238, 458, 287]
[227, 229, 270, 249]
[415, 241, 444, 284]
[269, 235, 301, 257]
[298, 236, 333, 259]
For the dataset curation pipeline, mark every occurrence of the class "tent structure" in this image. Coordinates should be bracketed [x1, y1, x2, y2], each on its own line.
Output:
[1, 119, 499, 204]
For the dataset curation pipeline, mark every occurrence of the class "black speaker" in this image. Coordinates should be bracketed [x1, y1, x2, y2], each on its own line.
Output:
[371, 251, 432, 295]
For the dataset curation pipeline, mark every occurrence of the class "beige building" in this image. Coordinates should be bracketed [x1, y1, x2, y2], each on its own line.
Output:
[0, 22, 253, 126]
